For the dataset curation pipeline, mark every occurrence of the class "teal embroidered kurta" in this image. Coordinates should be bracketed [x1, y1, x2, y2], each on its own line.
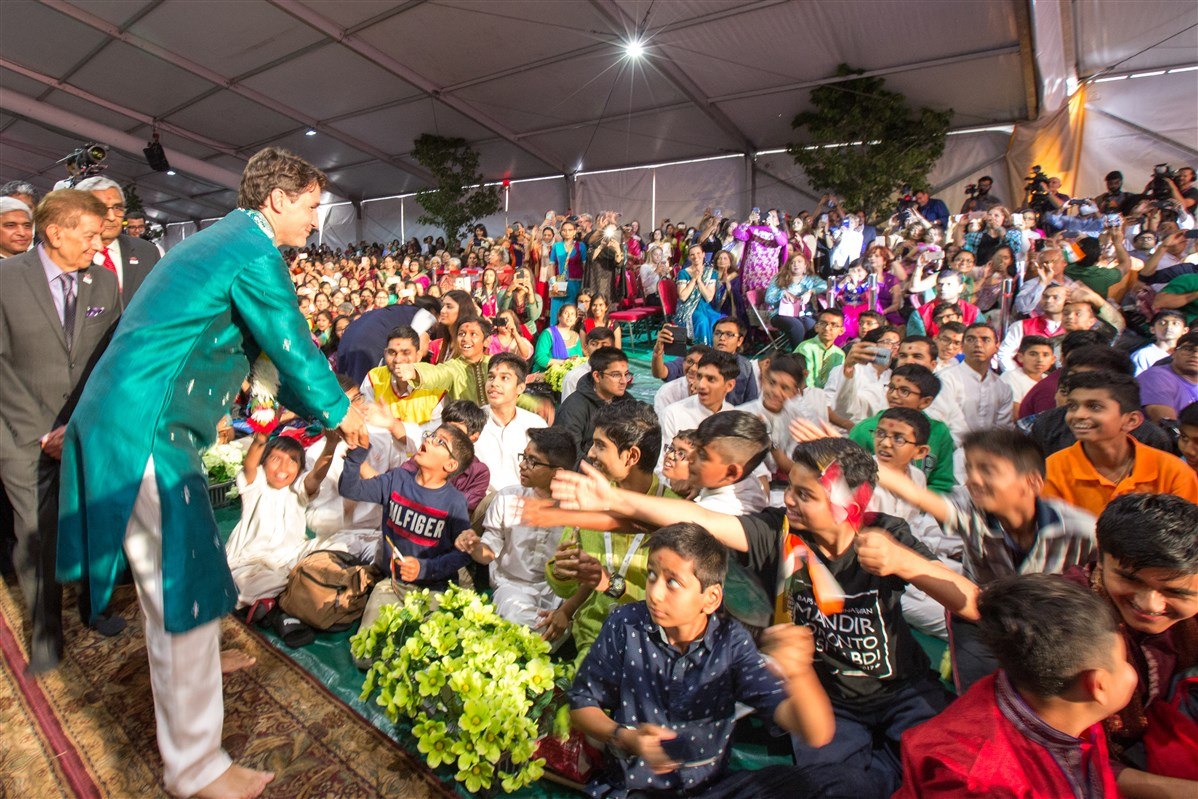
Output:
[57, 210, 349, 633]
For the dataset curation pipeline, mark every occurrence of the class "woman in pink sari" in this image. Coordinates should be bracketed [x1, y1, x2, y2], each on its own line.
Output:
[733, 208, 788, 303]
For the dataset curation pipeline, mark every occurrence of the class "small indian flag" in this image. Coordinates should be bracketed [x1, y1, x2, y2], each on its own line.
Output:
[774, 517, 846, 623]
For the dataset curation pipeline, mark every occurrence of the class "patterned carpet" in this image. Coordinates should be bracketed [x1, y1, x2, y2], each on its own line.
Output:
[0, 577, 458, 799]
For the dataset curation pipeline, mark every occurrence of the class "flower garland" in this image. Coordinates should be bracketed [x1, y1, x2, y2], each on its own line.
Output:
[351, 585, 573, 794]
[542, 356, 586, 394]
[246, 354, 280, 436]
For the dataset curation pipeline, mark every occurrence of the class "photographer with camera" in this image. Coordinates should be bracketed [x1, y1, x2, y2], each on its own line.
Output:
[959, 175, 1002, 213]
[1044, 198, 1105, 236]
[913, 189, 949, 229]
[1094, 171, 1141, 215]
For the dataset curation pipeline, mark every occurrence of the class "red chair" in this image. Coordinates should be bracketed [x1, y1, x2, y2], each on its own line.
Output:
[658, 278, 679, 319]
[611, 274, 669, 345]
[744, 288, 790, 355]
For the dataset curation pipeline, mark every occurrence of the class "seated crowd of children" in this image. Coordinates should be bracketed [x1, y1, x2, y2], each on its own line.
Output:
[220, 296, 1198, 798]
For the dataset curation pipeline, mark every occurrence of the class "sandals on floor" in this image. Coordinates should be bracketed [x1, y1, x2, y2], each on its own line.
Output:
[268, 607, 315, 648]
[243, 597, 276, 626]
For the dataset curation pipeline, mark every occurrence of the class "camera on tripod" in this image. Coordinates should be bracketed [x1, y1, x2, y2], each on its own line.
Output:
[1024, 165, 1054, 214]
[1147, 164, 1176, 201]
[56, 143, 108, 186]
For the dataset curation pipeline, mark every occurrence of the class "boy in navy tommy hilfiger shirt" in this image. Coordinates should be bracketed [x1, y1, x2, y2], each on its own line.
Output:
[339, 423, 473, 590]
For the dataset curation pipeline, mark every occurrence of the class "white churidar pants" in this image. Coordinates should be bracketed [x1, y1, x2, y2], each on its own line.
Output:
[125, 455, 231, 797]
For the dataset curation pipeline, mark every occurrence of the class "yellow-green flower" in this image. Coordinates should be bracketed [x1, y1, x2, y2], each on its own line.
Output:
[459, 697, 489, 734]
[413, 720, 453, 768]
[456, 759, 494, 793]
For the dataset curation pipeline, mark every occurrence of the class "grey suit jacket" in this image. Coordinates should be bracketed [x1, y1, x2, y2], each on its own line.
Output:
[116, 233, 160, 304]
[0, 249, 121, 458]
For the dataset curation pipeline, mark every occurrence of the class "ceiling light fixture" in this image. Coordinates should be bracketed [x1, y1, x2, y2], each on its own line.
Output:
[624, 39, 645, 59]
[306, 129, 317, 136]
[166, 169, 176, 175]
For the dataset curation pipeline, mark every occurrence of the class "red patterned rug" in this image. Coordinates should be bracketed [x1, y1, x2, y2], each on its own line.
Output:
[0, 577, 457, 799]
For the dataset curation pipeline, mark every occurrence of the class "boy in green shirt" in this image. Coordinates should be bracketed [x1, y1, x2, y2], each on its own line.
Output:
[545, 401, 676, 664]
[848, 364, 957, 493]
[796, 308, 846, 388]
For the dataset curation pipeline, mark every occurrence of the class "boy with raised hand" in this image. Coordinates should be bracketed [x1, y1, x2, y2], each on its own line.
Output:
[877, 427, 1098, 688]
[455, 428, 576, 635]
[545, 401, 673, 665]
[895, 574, 1136, 799]
[1044, 371, 1198, 515]
[1062, 493, 1198, 797]
[549, 437, 980, 797]
[569, 523, 834, 799]
[847, 364, 958, 493]
[339, 423, 474, 667]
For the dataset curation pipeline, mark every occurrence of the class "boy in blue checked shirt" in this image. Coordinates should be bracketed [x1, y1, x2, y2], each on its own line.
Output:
[569, 523, 834, 799]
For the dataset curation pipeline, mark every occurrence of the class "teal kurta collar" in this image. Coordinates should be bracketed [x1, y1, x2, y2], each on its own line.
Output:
[241, 208, 275, 242]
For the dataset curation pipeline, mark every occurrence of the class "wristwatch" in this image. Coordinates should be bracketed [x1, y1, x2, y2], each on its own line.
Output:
[604, 574, 627, 599]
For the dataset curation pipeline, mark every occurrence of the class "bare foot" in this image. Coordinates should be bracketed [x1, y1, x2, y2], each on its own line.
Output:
[192, 764, 274, 799]
[219, 649, 256, 674]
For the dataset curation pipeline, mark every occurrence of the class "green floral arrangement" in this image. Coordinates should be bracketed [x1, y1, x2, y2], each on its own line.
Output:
[351, 584, 574, 794]
[542, 356, 586, 394]
[201, 443, 244, 497]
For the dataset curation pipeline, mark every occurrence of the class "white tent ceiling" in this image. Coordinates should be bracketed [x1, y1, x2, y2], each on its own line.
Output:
[1, 0, 1195, 225]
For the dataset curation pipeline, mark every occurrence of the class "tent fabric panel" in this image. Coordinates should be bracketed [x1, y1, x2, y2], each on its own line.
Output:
[329, 99, 496, 156]
[64, 39, 217, 119]
[0, 1, 110, 79]
[165, 91, 303, 150]
[127, 1, 326, 78]
[652, 157, 747, 230]
[1074, 0, 1198, 77]
[237, 43, 424, 121]
[575, 168, 654, 230]
[1084, 72, 1198, 152]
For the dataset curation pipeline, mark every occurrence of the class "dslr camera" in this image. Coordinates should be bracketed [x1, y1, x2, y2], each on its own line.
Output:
[1147, 164, 1176, 200]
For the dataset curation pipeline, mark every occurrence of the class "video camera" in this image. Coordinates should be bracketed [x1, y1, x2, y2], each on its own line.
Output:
[56, 143, 108, 186]
[1147, 164, 1176, 201]
[964, 183, 978, 197]
[1024, 165, 1054, 215]
[896, 184, 918, 225]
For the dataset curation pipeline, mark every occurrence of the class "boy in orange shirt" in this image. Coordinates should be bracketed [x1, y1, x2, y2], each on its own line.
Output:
[1043, 371, 1198, 515]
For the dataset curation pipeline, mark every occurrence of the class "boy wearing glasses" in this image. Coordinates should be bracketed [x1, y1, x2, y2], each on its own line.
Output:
[339, 423, 475, 667]
[554, 346, 634, 462]
[456, 428, 577, 635]
[847, 364, 957, 493]
[796, 309, 846, 389]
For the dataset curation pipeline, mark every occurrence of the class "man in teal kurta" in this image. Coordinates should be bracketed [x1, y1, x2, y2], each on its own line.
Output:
[57, 148, 366, 799]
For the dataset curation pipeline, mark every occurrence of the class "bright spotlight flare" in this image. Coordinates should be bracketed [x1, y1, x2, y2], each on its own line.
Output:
[624, 39, 645, 58]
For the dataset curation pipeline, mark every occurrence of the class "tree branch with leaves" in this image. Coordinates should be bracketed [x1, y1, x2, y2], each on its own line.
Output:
[411, 134, 502, 250]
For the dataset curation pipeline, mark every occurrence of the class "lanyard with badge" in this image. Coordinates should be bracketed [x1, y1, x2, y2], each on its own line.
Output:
[603, 532, 645, 599]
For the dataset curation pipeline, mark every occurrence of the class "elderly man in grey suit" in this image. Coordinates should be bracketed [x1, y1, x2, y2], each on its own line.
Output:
[75, 176, 160, 304]
[0, 189, 121, 673]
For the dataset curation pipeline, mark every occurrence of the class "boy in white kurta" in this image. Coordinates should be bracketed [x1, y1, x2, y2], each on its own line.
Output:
[225, 424, 338, 607]
[456, 428, 576, 632]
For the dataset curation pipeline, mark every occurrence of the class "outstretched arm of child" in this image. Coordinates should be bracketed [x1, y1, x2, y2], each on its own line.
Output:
[551, 462, 750, 551]
[856, 528, 980, 620]
[454, 529, 496, 564]
[241, 426, 272, 485]
[875, 465, 950, 523]
[762, 625, 835, 747]
[302, 429, 341, 498]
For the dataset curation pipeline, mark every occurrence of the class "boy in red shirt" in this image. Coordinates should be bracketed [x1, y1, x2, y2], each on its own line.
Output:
[896, 574, 1136, 799]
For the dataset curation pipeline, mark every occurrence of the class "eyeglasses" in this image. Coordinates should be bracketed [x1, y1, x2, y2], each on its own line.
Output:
[663, 444, 693, 460]
[873, 429, 913, 447]
[601, 370, 634, 383]
[349, 393, 367, 406]
[885, 383, 922, 399]
[518, 453, 553, 469]
[421, 430, 452, 453]
[103, 204, 126, 216]
[814, 320, 843, 329]
[713, 330, 740, 339]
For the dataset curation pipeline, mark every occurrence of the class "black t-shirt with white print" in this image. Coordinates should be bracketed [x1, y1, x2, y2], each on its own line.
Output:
[738, 508, 938, 706]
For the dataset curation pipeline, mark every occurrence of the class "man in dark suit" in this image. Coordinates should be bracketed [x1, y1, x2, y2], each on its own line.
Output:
[74, 176, 160, 305]
[0, 189, 121, 673]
